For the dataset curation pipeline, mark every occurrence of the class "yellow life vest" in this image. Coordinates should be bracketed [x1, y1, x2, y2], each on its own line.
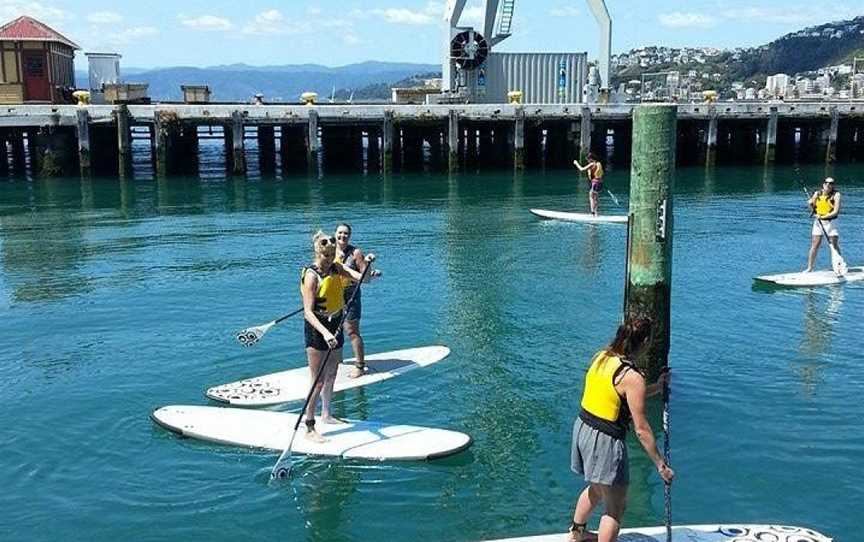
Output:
[335, 245, 357, 289]
[581, 350, 628, 422]
[301, 265, 345, 316]
[814, 194, 835, 218]
[589, 162, 604, 181]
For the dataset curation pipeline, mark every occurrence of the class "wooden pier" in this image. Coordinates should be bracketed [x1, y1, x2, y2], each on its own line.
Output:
[1, 102, 864, 178]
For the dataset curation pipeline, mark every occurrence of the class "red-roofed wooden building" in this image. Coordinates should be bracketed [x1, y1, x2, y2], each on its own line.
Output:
[0, 15, 79, 104]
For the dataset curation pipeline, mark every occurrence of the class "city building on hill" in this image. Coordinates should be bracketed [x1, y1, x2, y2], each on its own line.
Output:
[766, 74, 790, 97]
[0, 15, 79, 104]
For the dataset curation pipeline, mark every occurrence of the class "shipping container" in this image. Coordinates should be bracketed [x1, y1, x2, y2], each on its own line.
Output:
[479, 52, 588, 104]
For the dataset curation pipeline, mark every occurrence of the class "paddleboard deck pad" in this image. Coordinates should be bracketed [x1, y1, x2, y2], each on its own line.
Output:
[754, 266, 864, 287]
[530, 208, 628, 224]
[482, 524, 831, 542]
[207, 346, 450, 406]
[152, 405, 472, 461]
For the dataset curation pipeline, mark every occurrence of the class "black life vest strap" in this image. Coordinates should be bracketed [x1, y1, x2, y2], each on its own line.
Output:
[579, 409, 627, 440]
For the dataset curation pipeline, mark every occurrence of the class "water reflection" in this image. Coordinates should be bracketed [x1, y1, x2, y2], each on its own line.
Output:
[795, 288, 843, 396]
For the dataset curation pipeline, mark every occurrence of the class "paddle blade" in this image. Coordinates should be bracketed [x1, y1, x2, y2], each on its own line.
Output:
[270, 460, 292, 482]
[829, 246, 848, 276]
[235, 322, 275, 347]
[607, 190, 620, 206]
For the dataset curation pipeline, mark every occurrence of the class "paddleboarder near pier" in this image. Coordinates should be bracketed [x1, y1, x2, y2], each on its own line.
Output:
[335, 223, 383, 379]
[301, 230, 375, 443]
[569, 318, 674, 542]
[574, 153, 604, 216]
[805, 177, 842, 273]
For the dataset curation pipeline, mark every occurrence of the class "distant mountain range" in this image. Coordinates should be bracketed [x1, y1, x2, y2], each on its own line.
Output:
[74, 61, 440, 102]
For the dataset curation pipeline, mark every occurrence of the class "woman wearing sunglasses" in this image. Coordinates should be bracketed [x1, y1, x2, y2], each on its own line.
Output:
[301, 230, 375, 443]
[335, 223, 383, 379]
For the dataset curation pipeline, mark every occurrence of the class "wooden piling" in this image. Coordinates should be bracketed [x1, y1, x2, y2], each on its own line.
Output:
[765, 108, 778, 164]
[514, 108, 525, 172]
[579, 107, 592, 161]
[448, 110, 459, 173]
[625, 104, 677, 379]
[115, 105, 131, 178]
[231, 110, 246, 175]
[826, 107, 839, 164]
[76, 109, 91, 177]
[382, 110, 393, 174]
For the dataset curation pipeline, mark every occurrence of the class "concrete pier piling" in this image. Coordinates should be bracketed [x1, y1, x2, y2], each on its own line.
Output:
[579, 107, 592, 161]
[514, 108, 525, 171]
[115, 105, 131, 178]
[76, 109, 91, 177]
[2, 102, 864, 180]
[625, 104, 677, 379]
[307, 110, 320, 174]
[706, 114, 718, 166]
[382, 111, 394, 174]
[826, 107, 839, 164]
[448, 110, 459, 173]
[231, 111, 246, 175]
[765, 108, 778, 164]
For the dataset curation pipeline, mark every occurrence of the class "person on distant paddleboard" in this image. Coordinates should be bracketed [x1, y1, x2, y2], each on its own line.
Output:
[301, 230, 375, 443]
[805, 177, 842, 273]
[569, 318, 674, 542]
[335, 223, 382, 379]
[573, 153, 604, 216]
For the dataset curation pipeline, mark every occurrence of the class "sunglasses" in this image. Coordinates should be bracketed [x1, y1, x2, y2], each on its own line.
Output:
[318, 236, 336, 247]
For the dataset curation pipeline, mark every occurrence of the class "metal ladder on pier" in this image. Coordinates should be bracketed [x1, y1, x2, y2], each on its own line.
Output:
[496, 0, 515, 38]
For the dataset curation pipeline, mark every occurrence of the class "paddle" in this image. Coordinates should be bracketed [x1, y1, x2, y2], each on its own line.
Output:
[606, 189, 621, 207]
[236, 308, 303, 347]
[800, 184, 848, 276]
[661, 367, 671, 542]
[270, 256, 374, 481]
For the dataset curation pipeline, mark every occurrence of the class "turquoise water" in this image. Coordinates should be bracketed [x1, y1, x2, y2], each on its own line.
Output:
[1, 161, 862, 542]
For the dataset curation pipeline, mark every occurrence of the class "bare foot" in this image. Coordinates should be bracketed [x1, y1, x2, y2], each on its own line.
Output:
[568, 529, 598, 542]
[304, 429, 327, 443]
[348, 365, 366, 379]
[803, 267, 813, 273]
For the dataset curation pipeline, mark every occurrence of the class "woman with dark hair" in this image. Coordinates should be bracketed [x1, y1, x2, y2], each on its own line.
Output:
[568, 318, 674, 542]
[301, 230, 374, 443]
[573, 153, 605, 216]
[334, 223, 382, 378]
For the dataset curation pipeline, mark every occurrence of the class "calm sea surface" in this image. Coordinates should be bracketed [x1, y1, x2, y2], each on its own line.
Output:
[2, 149, 862, 541]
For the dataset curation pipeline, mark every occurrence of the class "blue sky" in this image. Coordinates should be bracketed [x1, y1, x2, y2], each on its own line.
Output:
[4, 1, 863, 68]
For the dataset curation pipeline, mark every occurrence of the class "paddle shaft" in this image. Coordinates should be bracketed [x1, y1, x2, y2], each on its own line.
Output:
[271, 260, 374, 478]
[274, 307, 303, 325]
[662, 372, 671, 542]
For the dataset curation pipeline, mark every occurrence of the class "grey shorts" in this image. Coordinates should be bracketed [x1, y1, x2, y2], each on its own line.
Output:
[343, 286, 361, 321]
[571, 418, 629, 486]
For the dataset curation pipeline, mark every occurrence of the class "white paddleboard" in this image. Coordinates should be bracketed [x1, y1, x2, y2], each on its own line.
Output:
[530, 208, 628, 224]
[151, 405, 472, 461]
[207, 346, 450, 407]
[754, 266, 864, 287]
[482, 524, 831, 542]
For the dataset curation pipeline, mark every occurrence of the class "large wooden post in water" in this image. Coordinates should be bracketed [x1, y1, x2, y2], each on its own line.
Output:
[625, 105, 677, 379]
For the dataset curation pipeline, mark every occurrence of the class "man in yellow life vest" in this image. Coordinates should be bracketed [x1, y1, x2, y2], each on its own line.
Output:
[805, 177, 842, 273]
